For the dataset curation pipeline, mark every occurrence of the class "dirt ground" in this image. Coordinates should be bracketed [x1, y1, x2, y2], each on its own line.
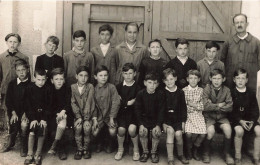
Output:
[0, 130, 255, 165]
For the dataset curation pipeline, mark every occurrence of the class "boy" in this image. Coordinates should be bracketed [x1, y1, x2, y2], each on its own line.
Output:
[47, 68, 73, 160]
[202, 69, 234, 165]
[93, 65, 120, 153]
[64, 30, 95, 86]
[162, 68, 189, 165]
[24, 69, 50, 165]
[71, 66, 95, 160]
[197, 41, 225, 88]
[230, 68, 260, 165]
[0, 59, 30, 157]
[165, 38, 197, 89]
[0, 33, 29, 129]
[138, 39, 167, 89]
[114, 22, 149, 85]
[91, 24, 117, 84]
[135, 72, 165, 163]
[115, 63, 141, 161]
[35, 36, 64, 84]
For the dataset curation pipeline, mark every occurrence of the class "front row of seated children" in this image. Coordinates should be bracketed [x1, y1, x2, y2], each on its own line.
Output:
[1, 59, 260, 165]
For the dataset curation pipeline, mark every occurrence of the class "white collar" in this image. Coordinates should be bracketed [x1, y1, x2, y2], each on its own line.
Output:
[77, 83, 85, 94]
[177, 56, 188, 65]
[237, 32, 248, 40]
[236, 87, 246, 92]
[165, 86, 177, 92]
[123, 80, 135, 87]
[17, 78, 28, 85]
[126, 42, 136, 51]
[188, 85, 198, 90]
[100, 43, 110, 48]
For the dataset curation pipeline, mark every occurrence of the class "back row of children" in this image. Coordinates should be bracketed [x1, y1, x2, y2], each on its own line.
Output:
[0, 21, 259, 165]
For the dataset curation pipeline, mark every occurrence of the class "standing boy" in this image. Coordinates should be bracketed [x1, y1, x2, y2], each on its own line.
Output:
[0, 59, 30, 157]
[135, 72, 165, 163]
[64, 30, 95, 86]
[165, 38, 197, 89]
[197, 41, 225, 88]
[202, 69, 234, 165]
[91, 24, 117, 84]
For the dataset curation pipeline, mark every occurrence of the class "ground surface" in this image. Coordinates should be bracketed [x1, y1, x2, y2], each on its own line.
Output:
[0, 131, 255, 165]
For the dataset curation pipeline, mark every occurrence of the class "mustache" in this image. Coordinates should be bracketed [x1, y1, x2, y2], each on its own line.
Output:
[238, 26, 243, 29]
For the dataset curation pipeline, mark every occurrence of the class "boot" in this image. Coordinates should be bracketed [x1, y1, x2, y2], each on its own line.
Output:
[192, 145, 200, 161]
[202, 139, 211, 163]
[185, 136, 192, 160]
[0, 133, 16, 152]
[106, 138, 114, 153]
[224, 138, 234, 165]
[20, 135, 27, 157]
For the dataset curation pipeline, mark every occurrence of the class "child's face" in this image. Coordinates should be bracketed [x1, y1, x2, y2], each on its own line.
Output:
[205, 47, 218, 61]
[176, 44, 188, 58]
[144, 80, 158, 93]
[164, 74, 177, 89]
[99, 30, 111, 45]
[6, 36, 20, 52]
[210, 74, 225, 89]
[125, 25, 138, 44]
[73, 37, 85, 51]
[94, 71, 108, 85]
[76, 71, 88, 86]
[187, 74, 200, 88]
[34, 74, 47, 88]
[51, 74, 65, 89]
[122, 69, 136, 83]
[45, 41, 57, 55]
[16, 65, 28, 81]
[233, 73, 248, 89]
[148, 42, 161, 57]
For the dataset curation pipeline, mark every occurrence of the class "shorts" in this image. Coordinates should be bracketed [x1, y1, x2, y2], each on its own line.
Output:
[233, 122, 260, 134]
[205, 116, 230, 128]
[117, 108, 137, 128]
[164, 122, 182, 131]
[30, 124, 47, 136]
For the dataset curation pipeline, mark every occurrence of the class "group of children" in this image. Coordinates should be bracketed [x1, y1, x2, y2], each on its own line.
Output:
[0, 22, 259, 165]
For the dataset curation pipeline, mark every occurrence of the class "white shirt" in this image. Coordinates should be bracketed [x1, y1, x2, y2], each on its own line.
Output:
[77, 84, 84, 95]
[165, 86, 177, 92]
[237, 32, 248, 40]
[177, 56, 188, 65]
[100, 43, 110, 56]
[17, 78, 28, 85]
[123, 80, 135, 87]
[236, 87, 246, 92]
[126, 42, 136, 51]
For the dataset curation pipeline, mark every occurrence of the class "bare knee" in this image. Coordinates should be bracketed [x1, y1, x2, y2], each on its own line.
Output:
[221, 124, 232, 138]
[21, 121, 28, 131]
[58, 119, 67, 129]
[254, 125, 260, 137]
[234, 126, 244, 138]
[109, 127, 117, 137]
[118, 127, 126, 137]
[128, 124, 137, 137]
[207, 125, 215, 139]
[166, 127, 174, 137]
[175, 130, 183, 141]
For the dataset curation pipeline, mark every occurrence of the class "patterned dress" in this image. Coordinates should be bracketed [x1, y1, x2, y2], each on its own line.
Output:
[183, 85, 206, 134]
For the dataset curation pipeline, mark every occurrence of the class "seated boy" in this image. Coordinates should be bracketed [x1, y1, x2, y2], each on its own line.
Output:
[135, 72, 165, 163]
[71, 66, 95, 160]
[93, 65, 120, 153]
[47, 68, 73, 160]
[115, 63, 141, 161]
[24, 69, 50, 165]
[202, 69, 234, 165]
[197, 41, 224, 88]
[230, 68, 260, 165]
[0, 59, 30, 156]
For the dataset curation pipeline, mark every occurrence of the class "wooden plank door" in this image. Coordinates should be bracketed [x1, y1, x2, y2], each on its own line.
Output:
[152, 1, 241, 61]
[63, 1, 152, 54]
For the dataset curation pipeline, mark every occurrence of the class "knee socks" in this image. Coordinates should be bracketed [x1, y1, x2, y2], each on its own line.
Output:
[176, 138, 184, 156]
[151, 138, 159, 154]
[234, 136, 242, 159]
[35, 136, 45, 156]
[27, 134, 35, 156]
[131, 135, 139, 153]
[253, 136, 260, 160]
[117, 135, 125, 152]
[140, 137, 149, 153]
[167, 143, 174, 161]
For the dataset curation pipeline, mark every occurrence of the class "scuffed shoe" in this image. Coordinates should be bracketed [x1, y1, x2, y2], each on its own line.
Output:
[83, 150, 91, 159]
[34, 155, 42, 165]
[24, 155, 34, 165]
[114, 151, 123, 160]
[151, 153, 159, 163]
[139, 153, 149, 162]
[133, 152, 140, 161]
[74, 150, 82, 160]
[168, 160, 175, 165]
[225, 154, 234, 165]
[178, 155, 189, 164]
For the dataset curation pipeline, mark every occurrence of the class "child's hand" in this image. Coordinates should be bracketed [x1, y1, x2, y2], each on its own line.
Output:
[109, 117, 115, 128]
[10, 111, 18, 124]
[74, 118, 82, 128]
[154, 125, 161, 136]
[30, 120, 38, 129]
[139, 125, 147, 135]
[39, 120, 47, 128]
[239, 120, 250, 131]
[127, 99, 136, 106]
[162, 123, 168, 133]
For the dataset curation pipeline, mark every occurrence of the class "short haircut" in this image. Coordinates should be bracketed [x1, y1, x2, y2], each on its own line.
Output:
[125, 22, 139, 32]
[73, 30, 86, 40]
[5, 33, 21, 43]
[187, 69, 201, 78]
[233, 13, 247, 23]
[50, 68, 65, 79]
[162, 68, 177, 80]
[76, 66, 90, 75]
[205, 41, 220, 50]
[233, 68, 248, 78]
[34, 69, 47, 77]
[144, 72, 158, 81]
[15, 59, 29, 69]
[94, 65, 109, 75]
[175, 38, 189, 48]
[99, 24, 114, 35]
[46, 36, 59, 46]
[210, 69, 225, 78]
[148, 39, 162, 47]
[122, 63, 136, 72]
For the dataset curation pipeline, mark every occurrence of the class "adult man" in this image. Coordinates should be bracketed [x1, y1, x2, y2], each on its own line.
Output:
[221, 13, 260, 92]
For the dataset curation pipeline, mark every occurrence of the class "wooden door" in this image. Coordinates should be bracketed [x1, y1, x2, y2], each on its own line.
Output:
[152, 1, 241, 61]
[63, 1, 152, 54]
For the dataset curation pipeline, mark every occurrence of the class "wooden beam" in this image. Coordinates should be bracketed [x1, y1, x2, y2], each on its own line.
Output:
[202, 1, 227, 33]
[160, 38, 176, 60]
[70, 1, 148, 6]
[83, 4, 91, 51]
[63, 1, 73, 54]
